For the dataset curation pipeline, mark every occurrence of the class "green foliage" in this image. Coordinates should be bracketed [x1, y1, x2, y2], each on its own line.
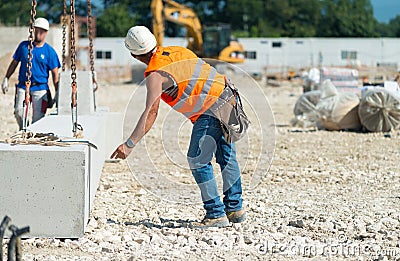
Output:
[388, 15, 400, 37]
[0, 0, 398, 38]
[101, 0, 152, 28]
[0, 0, 44, 26]
[188, 0, 385, 38]
[96, 3, 137, 37]
[318, 0, 377, 37]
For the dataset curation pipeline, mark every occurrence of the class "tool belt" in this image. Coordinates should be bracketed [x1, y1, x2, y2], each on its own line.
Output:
[208, 78, 250, 143]
[18, 82, 47, 87]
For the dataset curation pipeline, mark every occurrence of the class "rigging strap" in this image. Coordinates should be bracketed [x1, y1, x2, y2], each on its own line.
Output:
[1, 132, 97, 149]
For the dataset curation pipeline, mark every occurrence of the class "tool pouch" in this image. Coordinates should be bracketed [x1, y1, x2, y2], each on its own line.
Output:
[209, 78, 250, 143]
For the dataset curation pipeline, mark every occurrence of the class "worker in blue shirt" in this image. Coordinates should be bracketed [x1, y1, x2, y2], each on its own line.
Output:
[2, 17, 61, 130]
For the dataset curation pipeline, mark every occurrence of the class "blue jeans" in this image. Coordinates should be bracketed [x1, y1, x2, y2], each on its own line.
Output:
[187, 113, 243, 219]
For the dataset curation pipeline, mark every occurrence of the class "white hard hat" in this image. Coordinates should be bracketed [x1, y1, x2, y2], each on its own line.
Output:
[125, 26, 157, 55]
[34, 17, 49, 31]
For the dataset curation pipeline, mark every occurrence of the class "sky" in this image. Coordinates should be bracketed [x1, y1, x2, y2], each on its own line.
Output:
[371, 0, 400, 23]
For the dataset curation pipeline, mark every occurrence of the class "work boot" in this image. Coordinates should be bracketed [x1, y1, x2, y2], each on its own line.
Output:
[225, 209, 246, 223]
[190, 215, 230, 229]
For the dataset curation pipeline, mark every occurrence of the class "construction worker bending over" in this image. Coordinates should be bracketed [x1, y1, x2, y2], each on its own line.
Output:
[1, 18, 61, 130]
[111, 26, 246, 228]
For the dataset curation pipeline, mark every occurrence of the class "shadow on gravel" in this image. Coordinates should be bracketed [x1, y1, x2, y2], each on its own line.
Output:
[288, 127, 389, 135]
[288, 129, 318, 133]
[124, 218, 197, 229]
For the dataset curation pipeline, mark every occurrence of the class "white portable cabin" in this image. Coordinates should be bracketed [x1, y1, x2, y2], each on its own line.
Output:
[76, 37, 400, 78]
[236, 38, 400, 75]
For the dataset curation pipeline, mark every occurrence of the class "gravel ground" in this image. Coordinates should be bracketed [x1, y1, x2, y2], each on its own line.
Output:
[1, 73, 399, 260]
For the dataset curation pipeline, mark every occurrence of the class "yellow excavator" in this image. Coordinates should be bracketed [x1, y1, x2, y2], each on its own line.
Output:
[151, 0, 245, 63]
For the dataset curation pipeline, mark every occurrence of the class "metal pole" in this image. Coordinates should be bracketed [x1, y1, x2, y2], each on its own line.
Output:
[7, 225, 30, 261]
[0, 216, 11, 261]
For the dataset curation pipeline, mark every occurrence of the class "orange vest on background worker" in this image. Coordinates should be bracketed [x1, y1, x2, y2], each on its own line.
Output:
[144, 46, 226, 123]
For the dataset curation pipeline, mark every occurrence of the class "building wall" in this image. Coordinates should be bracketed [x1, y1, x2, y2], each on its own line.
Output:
[0, 26, 64, 62]
[237, 38, 400, 74]
[80, 37, 400, 75]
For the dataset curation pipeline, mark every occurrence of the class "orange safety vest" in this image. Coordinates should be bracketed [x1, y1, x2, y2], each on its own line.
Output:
[144, 46, 226, 123]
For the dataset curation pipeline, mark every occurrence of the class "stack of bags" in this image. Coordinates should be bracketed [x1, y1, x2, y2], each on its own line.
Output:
[292, 79, 400, 132]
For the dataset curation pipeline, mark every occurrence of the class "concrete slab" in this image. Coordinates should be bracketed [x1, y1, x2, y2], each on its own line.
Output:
[0, 111, 123, 238]
[58, 71, 96, 116]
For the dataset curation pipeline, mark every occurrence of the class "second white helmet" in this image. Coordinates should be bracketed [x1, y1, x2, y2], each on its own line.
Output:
[125, 26, 157, 55]
[34, 17, 49, 31]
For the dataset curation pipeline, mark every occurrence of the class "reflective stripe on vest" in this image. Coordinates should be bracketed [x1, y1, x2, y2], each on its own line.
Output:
[172, 58, 205, 111]
[182, 66, 217, 118]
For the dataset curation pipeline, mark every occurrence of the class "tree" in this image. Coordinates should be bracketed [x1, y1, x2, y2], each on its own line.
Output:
[224, 0, 264, 37]
[0, 0, 396, 38]
[318, 0, 378, 37]
[263, 0, 322, 37]
[38, 0, 101, 24]
[96, 3, 137, 37]
[388, 15, 400, 37]
[0, 0, 45, 26]
[375, 21, 394, 37]
[100, 0, 152, 28]
[190, 0, 322, 37]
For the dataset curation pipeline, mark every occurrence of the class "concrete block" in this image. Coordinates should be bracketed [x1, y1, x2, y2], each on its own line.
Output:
[97, 107, 124, 158]
[0, 111, 123, 238]
[58, 71, 95, 116]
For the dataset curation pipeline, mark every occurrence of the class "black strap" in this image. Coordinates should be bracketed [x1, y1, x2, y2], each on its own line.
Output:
[19, 82, 46, 86]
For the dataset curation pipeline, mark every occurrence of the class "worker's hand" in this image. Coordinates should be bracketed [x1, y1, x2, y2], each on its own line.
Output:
[111, 143, 133, 160]
[1, 77, 8, 94]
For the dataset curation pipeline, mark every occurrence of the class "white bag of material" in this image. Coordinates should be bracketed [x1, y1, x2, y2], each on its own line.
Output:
[384, 81, 400, 93]
[316, 80, 361, 131]
[291, 90, 321, 128]
[308, 68, 320, 84]
[320, 79, 338, 99]
[293, 90, 321, 116]
[359, 88, 400, 132]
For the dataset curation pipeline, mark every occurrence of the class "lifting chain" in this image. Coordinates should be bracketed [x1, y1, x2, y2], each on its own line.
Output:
[87, 0, 98, 113]
[70, 0, 83, 137]
[87, 0, 97, 89]
[22, 0, 37, 137]
[70, 0, 77, 88]
[61, 0, 67, 71]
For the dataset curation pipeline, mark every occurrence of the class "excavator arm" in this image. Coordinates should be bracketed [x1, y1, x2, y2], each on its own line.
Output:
[151, 0, 203, 56]
[151, 0, 165, 47]
[151, 0, 244, 63]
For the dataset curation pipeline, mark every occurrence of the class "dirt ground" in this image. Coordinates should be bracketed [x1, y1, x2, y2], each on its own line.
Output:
[0, 72, 399, 260]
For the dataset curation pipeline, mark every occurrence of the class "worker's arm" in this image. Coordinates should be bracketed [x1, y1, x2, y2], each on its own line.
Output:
[111, 72, 164, 159]
[5, 59, 19, 79]
[51, 67, 59, 92]
[2, 59, 19, 94]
